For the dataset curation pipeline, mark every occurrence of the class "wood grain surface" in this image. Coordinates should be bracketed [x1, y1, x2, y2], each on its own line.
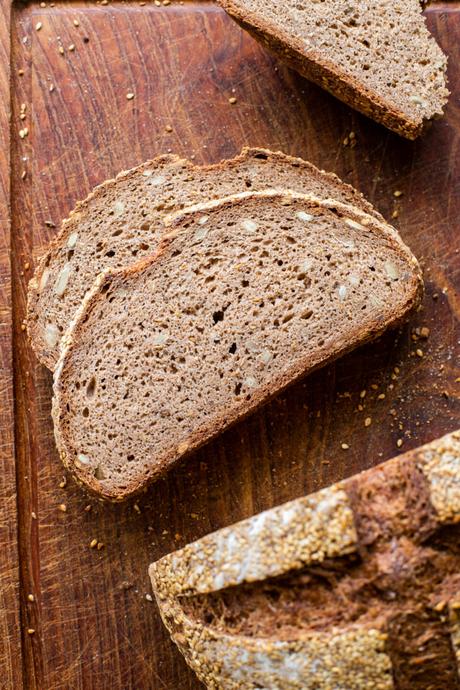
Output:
[4, 1, 460, 688]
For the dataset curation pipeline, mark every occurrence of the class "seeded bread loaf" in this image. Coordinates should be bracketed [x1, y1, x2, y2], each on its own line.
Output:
[53, 190, 422, 501]
[150, 429, 460, 690]
[27, 148, 383, 371]
[217, 0, 449, 138]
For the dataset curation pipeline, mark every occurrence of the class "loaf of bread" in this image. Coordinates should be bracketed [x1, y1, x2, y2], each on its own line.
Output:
[150, 429, 460, 690]
[217, 0, 449, 138]
[27, 148, 383, 371]
[53, 190, 422, 501]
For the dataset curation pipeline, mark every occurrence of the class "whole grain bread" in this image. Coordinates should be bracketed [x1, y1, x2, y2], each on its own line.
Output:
[27, 147, 383, 371]
[217, 0, 449, 138]
[150, 429, 460, 690]
[53, 190, 422, 501]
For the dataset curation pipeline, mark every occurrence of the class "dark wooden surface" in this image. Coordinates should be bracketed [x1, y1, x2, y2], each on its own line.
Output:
[3, 1, 460, 688]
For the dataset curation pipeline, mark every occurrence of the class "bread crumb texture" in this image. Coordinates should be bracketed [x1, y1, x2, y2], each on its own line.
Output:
[27, 148, 383, 370]
[52, 191, 422, 500]
[217, 0, 448, 138]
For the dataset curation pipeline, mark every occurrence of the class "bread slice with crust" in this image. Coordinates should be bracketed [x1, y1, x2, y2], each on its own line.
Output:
[150, 429, 460, 690]
[217, 0, 449, 138]
[52, 190, 422, 501]
[27, 147, 383, 371]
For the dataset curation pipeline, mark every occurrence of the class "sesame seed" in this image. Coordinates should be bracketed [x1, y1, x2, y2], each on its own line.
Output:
[359, 390, 366, 398]
[133, 503, 141, 513]
[165, 124, 173, 132]
[364, 417, 372, 427]
[58, 503, 67, 512]
[68, 44, 75, 51]
[391, 209, 399, 219]
[27, 594, 35, 602]
[59, 46, 65, 55]
[35, 22, 43, 31]
[90, 538, 98, 548]
[397, 439, 403, 448]
[163, 0, 171, 4]
[126, 92, 135, 100]
[84, 504, 92, 512]
[378, 393, 385, 400]
[73, 19, 80, 26]
[145, 593, 153, 601]
[341, 443, 349, 450]
[393, 190, 403, 198]
[59, 476, 67, 488]
[21, 324, 26, 331]
[49, 84, 55, 92]
[19, 128, 29, 139]
[31, 511, 37, 519]
[27, 628, 35, 635]
[97, 542, 104, 550]
[18, 69, 24, 76]
[416, 348, 424, 357]
[228, 97, 237, 104]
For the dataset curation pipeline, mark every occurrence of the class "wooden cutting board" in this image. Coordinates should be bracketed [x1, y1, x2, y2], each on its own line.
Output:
[1, 1, 459, 688]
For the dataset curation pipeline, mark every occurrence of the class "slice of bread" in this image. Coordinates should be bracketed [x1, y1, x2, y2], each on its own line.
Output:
[53, 190, 422, 501]
[217, 0, 449, 138]
[27, 148, 383, 371]
[150, 429, 460, 690]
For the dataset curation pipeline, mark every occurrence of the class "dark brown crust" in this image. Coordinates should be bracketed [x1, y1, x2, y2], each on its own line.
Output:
[53, 191, 423, 501]
[27, 147, 383, 370]
[217, 1, 448, 139]
[148, 430, 460, 689]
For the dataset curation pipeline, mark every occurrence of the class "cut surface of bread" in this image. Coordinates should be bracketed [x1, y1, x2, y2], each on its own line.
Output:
[53, 190, 422, 501]
[150, 429, 460, 690]
[217, 0, 449, 138]
[27, 147, 383, 370]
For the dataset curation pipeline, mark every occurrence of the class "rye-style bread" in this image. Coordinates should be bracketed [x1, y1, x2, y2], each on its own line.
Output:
[27, 148, 383, 371]
[53, 190, 422, 501]
[150, 429, 460, 690]
[217, 0, 449, 138]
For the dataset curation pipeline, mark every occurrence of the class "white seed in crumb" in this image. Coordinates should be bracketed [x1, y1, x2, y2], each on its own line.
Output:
[54, 263, 72, 296]
[67, 232, 78, 249]
[142, 170, 153, 177]
[296, 211, 314, 222]
[337, 285, 347, 300]
[150, 175, 165, 186]
[349, 274, 360, 287]
[197, 215, 209, 225]
[299, 258, 312, 273]
[39, 267, 50, 290]
[153, 332, 168, 346]
[194, 226, 208, 241]
[44, 323, 59, 348]
[409, 95, 426, 106]
[244, 376, 258, 388]
[241, 219, 258, 232]
[259, 349, 272, 365]
[344, 218, 366, 231]
[113, 200, 125, 215]
[384, 261, 399, 280]
[77, 453, 91, 466]
[145, 593, 153, 601]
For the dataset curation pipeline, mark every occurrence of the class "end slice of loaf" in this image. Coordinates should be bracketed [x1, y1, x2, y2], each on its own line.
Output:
[27, 148, 383, 370]
[150, 429, 460, 690]
[53, 190, 422, 501]
[217, 0, 449, 138]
